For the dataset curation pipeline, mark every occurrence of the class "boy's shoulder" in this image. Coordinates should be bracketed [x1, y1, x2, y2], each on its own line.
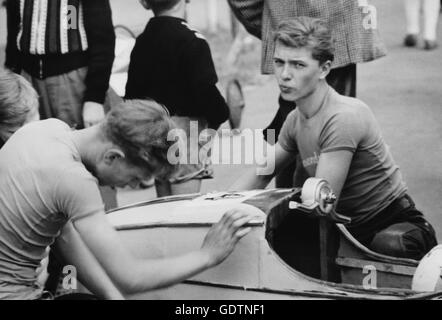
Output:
[145, 17, 207, 43]
[330, 89, 371, 115]
[323, 90, 376, 133]
[179, 21, 207, 41]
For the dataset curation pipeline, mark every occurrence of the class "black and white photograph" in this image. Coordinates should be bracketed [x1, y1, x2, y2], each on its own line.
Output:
[0, 0, 441, 308]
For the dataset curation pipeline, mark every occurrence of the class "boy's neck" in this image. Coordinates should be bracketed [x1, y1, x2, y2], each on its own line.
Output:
[296, 81, 330, 119]
[155, 1, 186, 19]
[71, 125, 105, 172]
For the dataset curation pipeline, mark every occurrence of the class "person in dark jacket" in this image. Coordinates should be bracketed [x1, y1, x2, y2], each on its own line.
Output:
[126, 0, 230, 196]
[5, 0, 116, 129]
[5, 0, 118, 211]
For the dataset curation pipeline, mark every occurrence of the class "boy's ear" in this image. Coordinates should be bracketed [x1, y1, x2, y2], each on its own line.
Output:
[103, 148, 125, 165]
[319, 60, 332, 80]
[139, 0, 151, 10]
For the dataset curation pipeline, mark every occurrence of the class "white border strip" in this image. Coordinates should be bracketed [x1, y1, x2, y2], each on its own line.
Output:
[78, 1, 88, 50]
[59, 0, 68, 54]
[29, 0, 40, 54]
[36, 0, 48, 54]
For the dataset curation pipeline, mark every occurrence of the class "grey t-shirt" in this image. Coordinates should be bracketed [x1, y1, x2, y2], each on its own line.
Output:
[279, 87, 407, 226]
[0, 119, 104, 299]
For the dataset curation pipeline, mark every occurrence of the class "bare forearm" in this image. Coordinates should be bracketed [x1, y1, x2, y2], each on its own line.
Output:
[72, 215, 213, 295]
[72, 209, 251, 297]
[122, 251, 211, 294]
[119, 210, 254, 294]
[65, 236, 212, 295]
[230, 167, 272, 191]
[56, 223, 124, 300]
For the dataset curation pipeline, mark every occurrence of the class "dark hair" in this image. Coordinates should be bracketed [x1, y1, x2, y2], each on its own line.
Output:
[273, 17, 335, 65]
[143, 0, 181, 13]
[101, 99, 177, 179]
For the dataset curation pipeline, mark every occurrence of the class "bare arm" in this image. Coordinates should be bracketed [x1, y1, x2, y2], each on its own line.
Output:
[70, 209, 253, 295]
[315, 150, 353, 200]
[55, 221, 125, 300]
[230, 143, 295, 191]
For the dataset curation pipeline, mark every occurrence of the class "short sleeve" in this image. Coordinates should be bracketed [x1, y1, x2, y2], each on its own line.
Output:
[278, 110, 298, 153]
[319, 110, 366, 154]
[54, 168, 105, 222]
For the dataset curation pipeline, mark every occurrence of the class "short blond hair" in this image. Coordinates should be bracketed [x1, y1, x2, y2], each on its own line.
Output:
[274, 17, 335, 65]
[102, 98, 177, 178]
[0, 69, 38, 135]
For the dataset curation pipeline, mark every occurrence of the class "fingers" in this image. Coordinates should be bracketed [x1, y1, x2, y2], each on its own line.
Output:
[213, 207, 258, 236]
[83, 102, 105, 128]
[230, 215, 254, 231]
[220, 209, 250, 227]
[84, 114, 103, 128]
[216, 210, 255, 243]
[201, 209, 255, 267]
[235, 227, 252, 239]
[218, 210, 233, 225]
[220, 208, 258, 228]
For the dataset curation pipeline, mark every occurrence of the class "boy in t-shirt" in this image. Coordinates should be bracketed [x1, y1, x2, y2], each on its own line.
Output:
[125, 0, 230, 196]
[231, 17, 437, 260]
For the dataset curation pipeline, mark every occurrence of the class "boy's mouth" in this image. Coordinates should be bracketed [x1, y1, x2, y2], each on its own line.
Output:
[280, 85, 294, 94]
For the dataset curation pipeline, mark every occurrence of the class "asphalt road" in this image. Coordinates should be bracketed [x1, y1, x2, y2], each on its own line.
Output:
[1, 0, 441, 238]
[116, 0, 442, 239]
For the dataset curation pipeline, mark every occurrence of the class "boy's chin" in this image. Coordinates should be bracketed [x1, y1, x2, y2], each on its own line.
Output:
[279, 92, 297, 102]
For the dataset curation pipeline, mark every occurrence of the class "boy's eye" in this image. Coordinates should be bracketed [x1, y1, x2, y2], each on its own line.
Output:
[274, 59, 283, 66]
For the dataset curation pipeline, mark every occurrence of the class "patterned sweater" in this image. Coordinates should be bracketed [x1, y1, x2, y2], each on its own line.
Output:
[5, 0, 116, 104]
[228, 0, 387, 73]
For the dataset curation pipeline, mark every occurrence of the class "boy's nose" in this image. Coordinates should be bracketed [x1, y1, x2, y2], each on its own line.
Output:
[281, 64, 292, 80]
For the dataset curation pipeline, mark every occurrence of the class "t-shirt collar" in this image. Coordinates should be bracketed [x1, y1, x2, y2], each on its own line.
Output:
[301, 86, 333, 121]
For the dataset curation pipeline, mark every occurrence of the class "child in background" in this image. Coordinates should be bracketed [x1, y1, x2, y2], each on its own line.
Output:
[125, 0, 230, 196]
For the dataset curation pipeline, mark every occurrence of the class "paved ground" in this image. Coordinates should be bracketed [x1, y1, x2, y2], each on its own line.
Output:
[115, 0, 442, 239]
[1, 0, 441, 238]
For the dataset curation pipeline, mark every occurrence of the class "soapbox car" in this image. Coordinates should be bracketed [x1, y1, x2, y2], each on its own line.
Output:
[104, 178, 442, 300]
